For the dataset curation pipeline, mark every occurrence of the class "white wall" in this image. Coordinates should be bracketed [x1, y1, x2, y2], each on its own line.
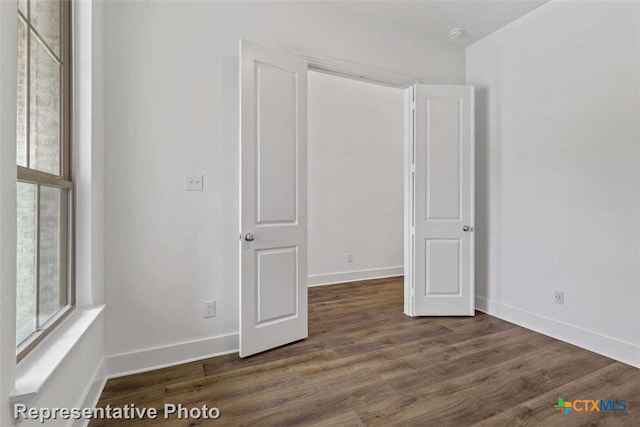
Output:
[76, 0, 106, 309]
[307, 71, 404, 285]
[467, 1, 640, 366]
[0, 1, 18, 425]
[103, 1, 465, 372]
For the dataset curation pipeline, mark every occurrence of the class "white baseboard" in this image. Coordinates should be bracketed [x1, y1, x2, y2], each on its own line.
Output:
[308, 266, 403, 287]
[73, 359, 106, 427]
[106, 333, 239, 379]
[476, 296, 640, 368]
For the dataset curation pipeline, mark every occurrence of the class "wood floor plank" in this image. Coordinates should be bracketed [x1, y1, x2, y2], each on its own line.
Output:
[91, 277, 639, 426]
[307, 411, 365, 427]
[356, 342, 613, 426]
[472, 362, 640, 427]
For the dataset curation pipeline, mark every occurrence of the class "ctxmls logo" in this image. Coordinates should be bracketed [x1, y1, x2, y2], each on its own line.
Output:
[554, 397, 626, 416]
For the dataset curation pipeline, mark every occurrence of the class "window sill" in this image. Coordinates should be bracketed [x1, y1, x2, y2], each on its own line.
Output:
[10, 305, 105, 405]
[16, 305, 75, 364]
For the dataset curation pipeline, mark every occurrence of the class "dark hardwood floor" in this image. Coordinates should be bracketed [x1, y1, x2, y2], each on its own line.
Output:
[93, 277, 640, 426]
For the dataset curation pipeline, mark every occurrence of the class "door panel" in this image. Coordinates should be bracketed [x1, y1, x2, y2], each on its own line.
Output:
[240, 40, 308, 357]
[413, 85, 474, 316]
[426, 239, 461, 296]
[256, 247, 298, 325]
[256, 62, 298, 224]
[425, 98, 462, 221]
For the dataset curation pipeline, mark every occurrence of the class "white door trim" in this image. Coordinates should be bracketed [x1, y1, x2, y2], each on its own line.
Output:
[404, 86, 416, 316]
[296, 51, 420, 89]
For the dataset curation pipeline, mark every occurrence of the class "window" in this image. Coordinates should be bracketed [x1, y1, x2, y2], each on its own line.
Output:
[16, 0, 73, 361]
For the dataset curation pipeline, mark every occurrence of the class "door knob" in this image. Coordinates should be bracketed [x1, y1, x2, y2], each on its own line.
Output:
[462, 225, 471, 232]
[244, 233, 255, 242]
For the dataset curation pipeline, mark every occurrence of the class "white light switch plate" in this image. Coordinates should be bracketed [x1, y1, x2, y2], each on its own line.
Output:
[185, 175, 204, 191]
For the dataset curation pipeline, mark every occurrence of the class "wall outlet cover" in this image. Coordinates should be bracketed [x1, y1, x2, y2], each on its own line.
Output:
[185, 175, 204, 191]
[204, 300, 216, 318]
[554, 290, 564, 305]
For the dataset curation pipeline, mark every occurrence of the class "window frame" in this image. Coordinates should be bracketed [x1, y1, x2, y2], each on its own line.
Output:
[16, 0, 75, 363]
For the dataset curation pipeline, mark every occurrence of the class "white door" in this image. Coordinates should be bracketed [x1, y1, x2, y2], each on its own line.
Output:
[239, 40, 308, 357]
[412, 85, 474, 316]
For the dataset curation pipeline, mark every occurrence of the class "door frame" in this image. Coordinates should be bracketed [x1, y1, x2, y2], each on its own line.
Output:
[295, 51, 419, 316]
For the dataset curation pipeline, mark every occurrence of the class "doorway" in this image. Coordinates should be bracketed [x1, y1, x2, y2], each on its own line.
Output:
[307, 70, 405, 289]
[239, 40, 474, 357]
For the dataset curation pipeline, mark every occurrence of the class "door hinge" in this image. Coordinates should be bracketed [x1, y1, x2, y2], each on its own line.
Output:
[411, 101, 416, 111]
[410, 288, 415, 298]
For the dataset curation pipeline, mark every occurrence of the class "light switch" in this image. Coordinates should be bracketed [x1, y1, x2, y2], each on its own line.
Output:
[185, 175, 204, 191]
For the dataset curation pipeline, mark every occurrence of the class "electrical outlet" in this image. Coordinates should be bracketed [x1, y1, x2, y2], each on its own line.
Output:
[554, 290, 564, 305]
[347, 253, 353, 263]
[185, 175, 204, 191]
[204, 300, 216, 318]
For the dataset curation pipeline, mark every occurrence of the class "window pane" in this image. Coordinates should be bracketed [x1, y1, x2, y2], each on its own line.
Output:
[17, 19, 28, 167]
[16, 182, 37, 344]
[30, 0, 59, 57]
[29, 34, 60, 175]
[39, 185, 65, 325]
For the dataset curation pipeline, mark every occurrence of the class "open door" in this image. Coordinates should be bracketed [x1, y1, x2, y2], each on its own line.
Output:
[239, 40, 308, 357]
[411, 85, 475, 316]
